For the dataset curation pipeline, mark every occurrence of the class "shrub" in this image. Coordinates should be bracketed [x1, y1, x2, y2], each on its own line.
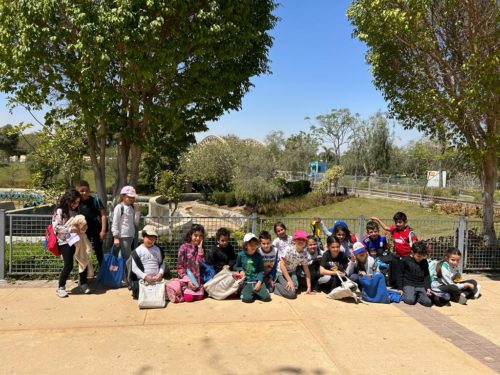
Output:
[258, 191, 348, 215]
[210, 191, 227, 206]
[284, 180, 312, 197]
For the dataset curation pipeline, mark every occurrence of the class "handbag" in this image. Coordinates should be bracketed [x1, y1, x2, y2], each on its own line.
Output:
[327, 274, 360, 303]
[203, 269, 244, 300]
[138, 280, 166, 309]
[44, 224, 61, 257]
[97, 245, 124, 288]
[360, 273, 391, 303]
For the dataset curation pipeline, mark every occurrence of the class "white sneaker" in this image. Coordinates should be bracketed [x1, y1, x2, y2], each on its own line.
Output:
[458, 293, 467, 305]
[80, 284, 91, 294]
[56, 287, 68, 298]
[474, 284, 481, 299]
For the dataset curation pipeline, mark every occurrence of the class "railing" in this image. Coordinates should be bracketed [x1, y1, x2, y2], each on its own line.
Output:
[0, 210, 499, 280]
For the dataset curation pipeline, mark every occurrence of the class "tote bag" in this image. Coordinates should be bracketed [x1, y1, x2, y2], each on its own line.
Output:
[97, 246, 124, 288]
[360, 273, 391, 303]
[138, 280, 166, 309]
[203, 269, 244, 300]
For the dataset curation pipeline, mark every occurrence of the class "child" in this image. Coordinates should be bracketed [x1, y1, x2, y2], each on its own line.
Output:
[174, 224, 206, 302]
[274, 229, 312, 299]
[346, 242, 379, 290]
[53, 190, 89, 297]
[362, 220, 389, 273]
[371, 212, 417, 289]
[318, 236, 349, 292]
[432, 248, 481, 304]
[75, 180, 107, 267]
[297, 235, 322, 292]
[257, 230, 278, 292]
[399, 241, 432, 307]
[205, 227, 236, 273]
[130, 225, 164, 299]
[235, 233, 271, 303]
[317, 218, 357, 259]
[272, 221, 292, 258]
[111, 185, 141, 282]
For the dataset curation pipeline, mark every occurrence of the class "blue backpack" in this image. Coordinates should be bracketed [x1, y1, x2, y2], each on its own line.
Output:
[199, 260, 216, 283]
[359, 273, 391, 303]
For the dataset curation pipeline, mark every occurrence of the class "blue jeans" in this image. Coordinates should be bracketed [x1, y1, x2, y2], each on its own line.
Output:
[403, 285, 432, 307]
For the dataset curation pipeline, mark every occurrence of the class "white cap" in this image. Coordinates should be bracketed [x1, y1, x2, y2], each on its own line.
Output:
[243, 233, 258, 243]
[142, 225, 158, 237]
[120, 185, 137, 197]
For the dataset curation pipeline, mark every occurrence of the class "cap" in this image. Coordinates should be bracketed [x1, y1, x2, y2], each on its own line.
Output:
[352, 242, 367, 255]
[243, 233, 258, 243]
[120, 185, 137, 197]
[142, 225, 158, 237]
[334, 221, 348, 230]
[292, 229, 308, 241]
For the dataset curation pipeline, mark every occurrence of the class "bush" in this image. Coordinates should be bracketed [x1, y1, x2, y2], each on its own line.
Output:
[258, 191, 348, 215]
[226, 191, 237, 206]
[284, 180, 312, 197]
[210, 191, 227, 206]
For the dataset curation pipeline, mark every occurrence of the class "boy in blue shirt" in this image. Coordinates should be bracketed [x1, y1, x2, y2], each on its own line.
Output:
[362, 220, 389, 273]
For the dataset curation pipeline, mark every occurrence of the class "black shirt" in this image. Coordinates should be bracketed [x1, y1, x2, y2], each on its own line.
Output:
[400, 256, 431, 289]
[78, 195, 104, 233]
[320, 250, 348, 273]
[205, 243, 237, 273]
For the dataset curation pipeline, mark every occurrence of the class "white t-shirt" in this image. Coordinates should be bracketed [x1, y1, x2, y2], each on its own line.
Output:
[279, 244, 309, 273]
[272, 235, 293, 259]
[131, 244, 164, 280]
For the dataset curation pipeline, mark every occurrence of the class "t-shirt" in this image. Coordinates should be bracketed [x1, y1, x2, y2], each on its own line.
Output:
[78, 195, 104, 233]
[362, 235, 388, 258]
[272, 235, 293, 258]
[235, 251, 265, 283]
[258, 246, 278, 278]
[320, 250, 348, 273]
[278, 245, 309, 273]
[400, 256, 430, 289]
[131, 244, 164, 280]
[206, 243, 237, 273]
[390, 225, 417, 257]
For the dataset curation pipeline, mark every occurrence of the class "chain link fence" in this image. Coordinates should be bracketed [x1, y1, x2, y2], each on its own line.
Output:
[1, 211, 498, 279]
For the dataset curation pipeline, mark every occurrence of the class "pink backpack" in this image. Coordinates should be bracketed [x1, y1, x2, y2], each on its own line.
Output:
[44, 224, 61, 256]
[166, 279, 185, 303]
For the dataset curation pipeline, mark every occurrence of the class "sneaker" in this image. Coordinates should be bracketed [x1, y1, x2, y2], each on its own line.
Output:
[79, 284, 91, 294]
[474, 284, 481, 299]
[458, 294, 467, 305]
[56, 287, 68, 298]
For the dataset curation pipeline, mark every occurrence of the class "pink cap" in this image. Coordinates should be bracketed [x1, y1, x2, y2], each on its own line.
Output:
[120, 185, 137, 197]
[293, 229, 308, 241]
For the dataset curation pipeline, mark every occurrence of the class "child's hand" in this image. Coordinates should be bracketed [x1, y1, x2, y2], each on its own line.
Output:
[270, 280, 275, 288]
[398, 290, 404, 296]
[315, 217, 322, 223]
[337, 271, 345, 278]
[154, 273, 163, 282]
[464, 282, 474, 290]
[223, 265, 230, 270]
[359, 271, 366, 277]
[371, 216, 379, 221]
[306, 288, 314, 294]
[187, 281, 197, 290]
[254, 281, 262, 292]
[426, 288, 432, 296]
[350, 254, 356, 263]
[113, 238, 120, 247]
[286, 280, 296, 291]
[134, 203, 140, 211]
[144, 275, 154, 283]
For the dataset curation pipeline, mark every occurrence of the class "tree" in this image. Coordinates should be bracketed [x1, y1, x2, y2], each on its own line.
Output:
[308, 108, 359, 165]
[280, 131, 319, 173]
[348, 0, 499, 245]
[0, 0, 277, 204]
[155, 170, 185, 216]
[320, 165, 345, 195]
[0, 125, 20, 158]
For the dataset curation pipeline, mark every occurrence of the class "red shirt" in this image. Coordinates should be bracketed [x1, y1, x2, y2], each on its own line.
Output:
[390, 225, 417, 257]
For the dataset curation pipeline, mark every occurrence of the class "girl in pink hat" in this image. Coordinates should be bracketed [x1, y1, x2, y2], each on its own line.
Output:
[274, 229, 312, 299]
[111, 185, 141, 283]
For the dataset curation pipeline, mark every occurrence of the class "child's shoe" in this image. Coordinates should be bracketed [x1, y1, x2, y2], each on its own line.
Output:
[79, 283, 91, 294]
[458, 293, 467, 305]
[56, 287, 68, 298]
[474, 284, 481, 299]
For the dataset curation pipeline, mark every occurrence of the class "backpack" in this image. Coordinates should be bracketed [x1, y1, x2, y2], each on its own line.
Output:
[44, 224, 61, 257]
[360, 273, 391, 303]
[199, 260, 216, 283]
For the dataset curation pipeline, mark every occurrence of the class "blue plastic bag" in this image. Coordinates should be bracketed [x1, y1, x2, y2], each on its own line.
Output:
[360, 273, 391, 303]
[199, 260, 216, 283]
[97, 246, 124, 288]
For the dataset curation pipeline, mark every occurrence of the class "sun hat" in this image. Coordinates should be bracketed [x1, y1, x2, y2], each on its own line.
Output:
[243, 233, 258, 243]
[352, 242, 367, 255]
[120, 185, 137, 197]
[292, 229, 308, 241]
[142, 225, 158, 237]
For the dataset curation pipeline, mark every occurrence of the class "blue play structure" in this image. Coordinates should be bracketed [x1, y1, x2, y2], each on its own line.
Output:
[309, 161, 328, 176]
[0, 191, 44, 207]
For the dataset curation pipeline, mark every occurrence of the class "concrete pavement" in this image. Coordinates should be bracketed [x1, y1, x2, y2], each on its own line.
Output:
[0, 275, 499, 375]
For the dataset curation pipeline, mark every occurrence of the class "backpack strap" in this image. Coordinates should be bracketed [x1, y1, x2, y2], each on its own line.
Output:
[130, 250, 144, 272]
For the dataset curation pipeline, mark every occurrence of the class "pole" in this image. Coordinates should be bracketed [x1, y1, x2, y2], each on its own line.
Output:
[0, 209, 6, 283]
[457, 217, 466, 272]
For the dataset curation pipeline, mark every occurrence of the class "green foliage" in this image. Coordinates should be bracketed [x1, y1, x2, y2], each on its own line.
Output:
[155, 170, 185, 214]
[283, 180, 312, 197]
[258, 191, 348, 216]
[320, 165, 345, 193]
[0, 124, 20, 158]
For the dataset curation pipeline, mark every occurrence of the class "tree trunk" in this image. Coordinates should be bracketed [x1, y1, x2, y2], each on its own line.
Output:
[481, 142, 497, 247]
[115, 136, 130, 198]
[129, 143, 141, 188]
[85, 118, 107, 206]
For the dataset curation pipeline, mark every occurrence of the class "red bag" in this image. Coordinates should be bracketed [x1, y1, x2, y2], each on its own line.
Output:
[44, 224, 60, 256]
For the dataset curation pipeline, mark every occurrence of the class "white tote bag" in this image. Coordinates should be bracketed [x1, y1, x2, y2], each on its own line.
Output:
[138, 280, 166, 309]
[203, 269, 244, 300]
[326, 274, 360, 303]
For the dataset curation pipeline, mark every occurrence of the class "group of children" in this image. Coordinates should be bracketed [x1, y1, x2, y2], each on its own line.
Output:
[53, 184, 481, 306]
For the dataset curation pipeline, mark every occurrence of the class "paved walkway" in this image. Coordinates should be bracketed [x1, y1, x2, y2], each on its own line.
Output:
[0, 275, 499, 375]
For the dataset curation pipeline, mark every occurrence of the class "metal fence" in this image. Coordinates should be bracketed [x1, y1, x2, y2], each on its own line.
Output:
[0, 210, 499, 280]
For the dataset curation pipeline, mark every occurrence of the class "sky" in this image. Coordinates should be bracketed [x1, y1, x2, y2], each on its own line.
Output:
[0, 0, 422, 145]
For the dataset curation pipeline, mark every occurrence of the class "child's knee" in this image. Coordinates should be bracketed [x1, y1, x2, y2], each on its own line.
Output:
[404, 295, 417, 305]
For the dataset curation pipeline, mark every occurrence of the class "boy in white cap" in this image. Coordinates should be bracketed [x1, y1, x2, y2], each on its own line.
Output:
[112, 185, 141, 283]
[346, 242, 379, 289]
[235, 233, 271, 303]
[129, 225, 164, 299]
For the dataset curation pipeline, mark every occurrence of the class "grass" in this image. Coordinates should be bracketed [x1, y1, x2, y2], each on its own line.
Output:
[276, 196, 464, 239]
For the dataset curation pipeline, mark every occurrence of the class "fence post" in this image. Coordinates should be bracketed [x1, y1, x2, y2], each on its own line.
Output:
[368, 178, 371, 195]
[251, 212, 257, 234]
[358, 215, 365, 240]
[457, 217, 466, 272]
[0, 209, 6, 283]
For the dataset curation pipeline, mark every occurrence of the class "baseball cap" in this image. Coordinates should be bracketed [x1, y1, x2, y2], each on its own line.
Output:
[120, 185, 137, 197]
[292, 229, 308, 241]
[142, 225, 158, 237]
[352, 242, 367, 255]
[243, 233, 258, 243]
